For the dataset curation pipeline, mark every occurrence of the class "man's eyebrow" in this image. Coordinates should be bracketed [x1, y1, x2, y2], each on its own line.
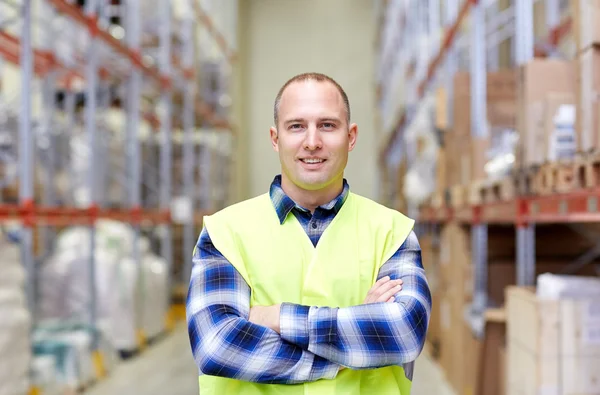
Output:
[283, 118, 305, 125]
[319, 117, 342, 123]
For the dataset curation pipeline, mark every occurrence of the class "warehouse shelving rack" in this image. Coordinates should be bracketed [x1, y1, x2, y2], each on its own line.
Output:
[0, 0, 237, 388]
[376, 0, 586, 336]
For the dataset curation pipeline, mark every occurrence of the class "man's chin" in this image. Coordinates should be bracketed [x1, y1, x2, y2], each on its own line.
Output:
[295, 177, 334, 191]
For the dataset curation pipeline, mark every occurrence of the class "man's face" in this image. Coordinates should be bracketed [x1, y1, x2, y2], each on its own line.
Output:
[270, 80, 357, 191]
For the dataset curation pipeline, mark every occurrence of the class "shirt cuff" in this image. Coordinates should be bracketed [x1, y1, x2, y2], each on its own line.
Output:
[280, 303, 310, 349]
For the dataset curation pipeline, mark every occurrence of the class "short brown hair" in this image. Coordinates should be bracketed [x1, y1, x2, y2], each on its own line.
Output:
[273, 72, 350, 126]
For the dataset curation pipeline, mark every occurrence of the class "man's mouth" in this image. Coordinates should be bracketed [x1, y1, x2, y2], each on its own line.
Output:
[300, 158, 326, 164]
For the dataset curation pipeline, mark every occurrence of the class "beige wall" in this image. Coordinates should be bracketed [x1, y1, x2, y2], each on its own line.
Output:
[236, 0, 378, 201]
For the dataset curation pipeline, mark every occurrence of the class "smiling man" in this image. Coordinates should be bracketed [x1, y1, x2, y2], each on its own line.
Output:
[186, 73, 431, 395]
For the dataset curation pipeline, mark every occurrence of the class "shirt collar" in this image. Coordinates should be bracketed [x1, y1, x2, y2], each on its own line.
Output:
[269, 175, 349, 224]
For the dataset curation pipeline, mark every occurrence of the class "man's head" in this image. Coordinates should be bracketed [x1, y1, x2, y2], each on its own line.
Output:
[273, 73, 351, 126]
[270, 73, 358, 198]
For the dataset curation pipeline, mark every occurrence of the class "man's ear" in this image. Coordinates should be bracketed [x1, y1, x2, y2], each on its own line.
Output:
[270, 127, 279, 152]
[348, 123, 358, 152]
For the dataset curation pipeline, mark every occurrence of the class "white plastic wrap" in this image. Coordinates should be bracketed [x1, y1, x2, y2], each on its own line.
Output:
[109, 257, 139, 351]
[40, 222, 169, 351]
[403, 94, 439, 214]
[31, 356, 62, 395]
[0, 307, 31, 395]
[0, 234, 31, 395]
[141, 254, 169, 339]
[39, 220, 142, 351]
[38, 247, 121, 322]
[537, 273, 600, 300]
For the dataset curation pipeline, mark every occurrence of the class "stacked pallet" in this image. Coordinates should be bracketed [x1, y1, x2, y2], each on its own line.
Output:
[506, 277, 600, 394]
[425, 223, 600, 395]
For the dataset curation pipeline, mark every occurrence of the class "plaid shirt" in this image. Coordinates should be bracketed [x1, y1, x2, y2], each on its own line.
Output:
[187, 175, 431, 384]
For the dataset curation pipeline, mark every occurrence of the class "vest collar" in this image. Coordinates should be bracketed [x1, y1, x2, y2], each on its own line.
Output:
[269, 175, 350, 224]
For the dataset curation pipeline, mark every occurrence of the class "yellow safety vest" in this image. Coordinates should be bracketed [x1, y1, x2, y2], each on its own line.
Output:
[200, 191, 415, 394]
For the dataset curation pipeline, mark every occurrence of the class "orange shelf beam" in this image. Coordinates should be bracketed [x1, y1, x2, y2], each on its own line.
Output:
[418, 187, 600, 225]
[0, 204, 173, 226]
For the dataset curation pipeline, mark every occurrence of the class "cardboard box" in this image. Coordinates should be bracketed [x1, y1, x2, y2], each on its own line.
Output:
[439, 224, 471, 384]
[506, 286, 600, 395]
[446, 134, 471, 186]
[572, 0, 600, 53]
[435, 87, 448, 130]
[471, 136, 490, 181]
[453, 72, 472, 136]
[452, 70, 517, 136]
[517, 59, 576, 167]
[576, 47, 600, 152]
[436, 147, 448, 192]
[476, 308, 506, 395]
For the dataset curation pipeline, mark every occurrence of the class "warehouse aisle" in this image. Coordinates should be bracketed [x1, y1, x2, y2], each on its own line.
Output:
[85, 324, 454, 395]
[85, 323, 199, 395]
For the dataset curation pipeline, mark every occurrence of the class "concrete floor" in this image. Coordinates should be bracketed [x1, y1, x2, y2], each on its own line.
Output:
[85, 324, 455, 395]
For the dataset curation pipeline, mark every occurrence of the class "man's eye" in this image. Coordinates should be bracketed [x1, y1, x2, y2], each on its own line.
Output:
[290, 124, 302, 130]
[322, 123, 335, 129]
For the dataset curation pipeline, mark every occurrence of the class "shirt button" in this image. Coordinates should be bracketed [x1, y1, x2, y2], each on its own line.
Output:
[311, 222, 317, 229]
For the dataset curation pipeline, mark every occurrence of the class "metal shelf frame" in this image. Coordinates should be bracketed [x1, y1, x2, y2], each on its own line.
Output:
[0, 0, 238, 387]
[376, 0, 578, 335]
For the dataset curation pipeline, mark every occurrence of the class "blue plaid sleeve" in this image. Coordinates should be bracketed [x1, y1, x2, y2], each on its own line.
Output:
[186, 228, 341, 384]
[280, 230, 431, 369]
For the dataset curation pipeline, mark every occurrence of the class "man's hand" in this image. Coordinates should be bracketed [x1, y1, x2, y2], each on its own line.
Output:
[363, 276, 403, 304]
[249, 304, 282, 333]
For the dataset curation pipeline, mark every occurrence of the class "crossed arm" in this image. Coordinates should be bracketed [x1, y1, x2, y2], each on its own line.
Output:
[186, 228, 432, 384]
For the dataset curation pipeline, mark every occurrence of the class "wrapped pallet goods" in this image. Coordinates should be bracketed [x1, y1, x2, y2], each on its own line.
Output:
[38, 224, 126, 353]
[38, 221, 170, 360]
[38, 246, 122, 323]
[32, 322, 119, 392]
[31, 356, 62, 395]
[0, 230, 31, 395]
[38, 221, 172, 354]
[141, 253, 169, 339]
[110, 256, 139, 352]
[507, 274, 600, 395]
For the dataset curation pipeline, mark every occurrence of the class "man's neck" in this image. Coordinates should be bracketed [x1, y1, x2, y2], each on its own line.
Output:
[280, 176, 344, 213]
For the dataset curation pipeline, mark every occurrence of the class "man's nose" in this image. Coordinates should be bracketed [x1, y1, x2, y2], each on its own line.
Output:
[303, 127, 322, 151]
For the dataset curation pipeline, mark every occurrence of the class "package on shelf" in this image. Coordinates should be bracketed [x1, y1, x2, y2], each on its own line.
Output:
[110, 256, 140, 351]
[0, 229, 31, 395]
[38, 247, 138, 352]
[537, 272, 600, 299]
[0, 304, 31, 395]
[572, 0, 600, 53]
[507, 277, 600, 395]
[402, 94, 439, 208]
[484, 127, 519, 181]
[31, 356, 63, 395]
[39, 219, 169, 352]
[517, 59, 576, 167]
[140, 254, 169, 340]
[38, 246, 122, 321]
[544, 94, 577, 162]
[451, 70, 517, 136]
[576, 46, 600, 153]
[32, 322, 118, 392]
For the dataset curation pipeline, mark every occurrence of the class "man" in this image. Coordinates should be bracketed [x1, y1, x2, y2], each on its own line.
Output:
[187, 72, 431, 394]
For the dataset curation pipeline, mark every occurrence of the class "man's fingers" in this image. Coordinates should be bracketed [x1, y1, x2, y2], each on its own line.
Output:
[363, 278, 403, 304]
[371, 279, 402, 298]
[367, 276, 391, 296]
[375, 276, 391, 285]
[374, 284, 402, 303]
